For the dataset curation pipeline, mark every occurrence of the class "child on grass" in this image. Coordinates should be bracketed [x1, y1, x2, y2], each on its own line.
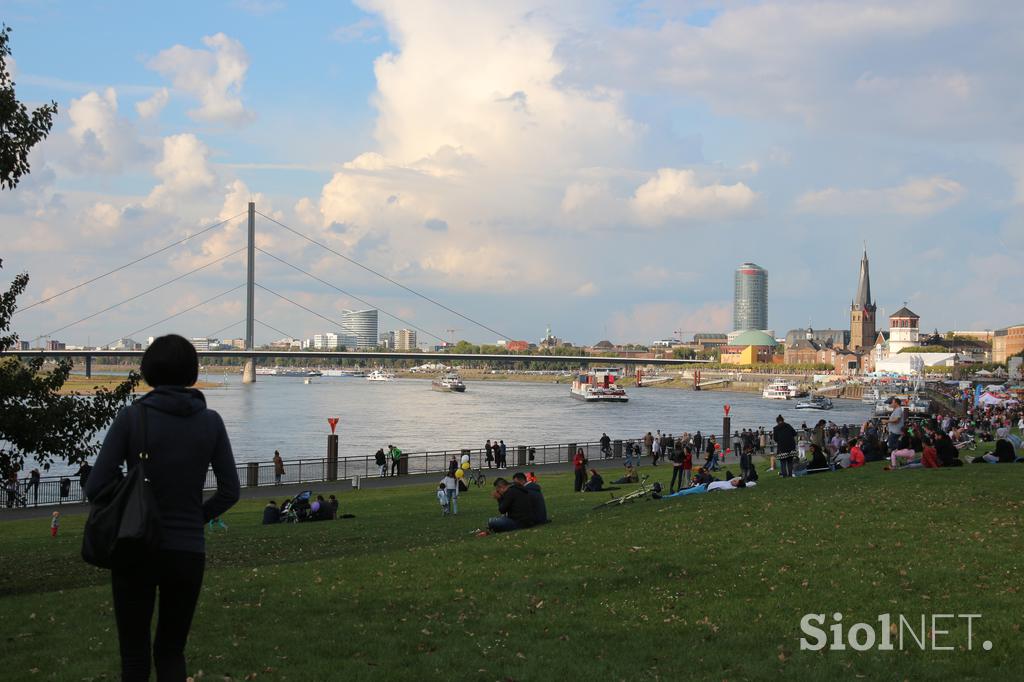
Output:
[437, 483, 450, 515]
[50, 511, 60, 537]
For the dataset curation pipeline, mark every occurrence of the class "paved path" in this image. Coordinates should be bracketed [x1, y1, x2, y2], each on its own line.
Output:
[1, 454, 652, 522]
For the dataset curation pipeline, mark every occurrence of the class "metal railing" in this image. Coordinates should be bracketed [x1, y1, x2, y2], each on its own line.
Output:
[4, 440, 605, 509]
[5, 423, 870, 510]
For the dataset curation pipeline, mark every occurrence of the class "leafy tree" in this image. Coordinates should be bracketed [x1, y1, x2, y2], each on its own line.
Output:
[1, 264, 140, 476]
[1, 26, 137, 478]
[1, 25, 58, 189]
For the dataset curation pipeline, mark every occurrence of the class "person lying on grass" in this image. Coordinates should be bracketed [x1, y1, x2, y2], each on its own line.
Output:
[663, 476, 755, 498]
[480, 477, 536, 535]
[612, 466, 638, 485]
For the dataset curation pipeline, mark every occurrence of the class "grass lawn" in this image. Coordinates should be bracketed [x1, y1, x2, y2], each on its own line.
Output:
[1, 461, 1021, 680]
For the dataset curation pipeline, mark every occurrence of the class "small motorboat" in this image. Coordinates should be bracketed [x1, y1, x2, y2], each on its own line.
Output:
[795, 396, 834, 411]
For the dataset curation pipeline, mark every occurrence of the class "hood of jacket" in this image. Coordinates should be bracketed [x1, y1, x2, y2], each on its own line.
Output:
[138, 385, 207, 417]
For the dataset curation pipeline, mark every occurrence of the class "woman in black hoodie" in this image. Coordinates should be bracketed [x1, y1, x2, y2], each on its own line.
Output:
[86, 334, 240, 681]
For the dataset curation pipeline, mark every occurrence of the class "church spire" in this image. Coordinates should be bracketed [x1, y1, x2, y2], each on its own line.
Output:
[854, 245, 872, 309]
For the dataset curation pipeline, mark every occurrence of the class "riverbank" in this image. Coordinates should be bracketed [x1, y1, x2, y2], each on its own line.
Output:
[58, 373, 222, 395]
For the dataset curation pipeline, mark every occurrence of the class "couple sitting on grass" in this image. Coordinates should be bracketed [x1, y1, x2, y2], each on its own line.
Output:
[479, 473, 549, 535]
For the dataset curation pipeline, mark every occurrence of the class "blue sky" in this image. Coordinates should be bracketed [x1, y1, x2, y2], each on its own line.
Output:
[3, 0, 1023, 347]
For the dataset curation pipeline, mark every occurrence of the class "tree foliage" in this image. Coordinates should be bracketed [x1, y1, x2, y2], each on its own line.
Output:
[1, 262, 140, 476]
[1, 25, 58, 190]
[1, 27, 137, 477]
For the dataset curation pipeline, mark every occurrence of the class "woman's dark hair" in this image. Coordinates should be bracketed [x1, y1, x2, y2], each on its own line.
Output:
[141, 334, 199, 387]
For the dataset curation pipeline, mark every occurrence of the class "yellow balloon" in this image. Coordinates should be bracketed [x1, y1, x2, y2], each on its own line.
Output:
[461, 462, 471, 470]
[455, 469, 465, 479]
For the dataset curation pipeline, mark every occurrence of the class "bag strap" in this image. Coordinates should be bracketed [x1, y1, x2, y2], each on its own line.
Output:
[138, 405, 150, 483]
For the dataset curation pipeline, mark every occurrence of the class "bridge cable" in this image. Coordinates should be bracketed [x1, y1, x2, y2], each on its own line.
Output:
[34, 247, 246, 343]
[255, 211, 511, 341]
[255, 318, 298, 341]
[254, 283, 371, 341]
[207, 318, 247, 339]
[254, 246, 444, 343]
[102, 284, 247, 350]
[14, 211, 246, 316]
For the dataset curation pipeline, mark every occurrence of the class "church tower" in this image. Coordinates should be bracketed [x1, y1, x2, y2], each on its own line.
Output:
[849, 248, 876, 350]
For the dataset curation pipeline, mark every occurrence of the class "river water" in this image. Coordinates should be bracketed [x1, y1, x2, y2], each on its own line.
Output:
[42, 374, 872, 474]
[192, 374, 870, 463]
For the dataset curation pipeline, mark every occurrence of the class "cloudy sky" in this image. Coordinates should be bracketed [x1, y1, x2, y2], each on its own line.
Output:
[3, 0, 1022, 348]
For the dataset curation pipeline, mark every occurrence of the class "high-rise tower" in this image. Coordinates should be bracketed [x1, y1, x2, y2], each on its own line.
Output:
[849, 248, 876, 350]
[733, 262, 768, 331]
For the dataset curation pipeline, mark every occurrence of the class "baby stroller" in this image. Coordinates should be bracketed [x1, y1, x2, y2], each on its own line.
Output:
[280, 490, 313, 523]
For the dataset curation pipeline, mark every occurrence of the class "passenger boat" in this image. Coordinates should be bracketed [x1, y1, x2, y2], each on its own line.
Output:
[795, 396, 834, 411]
[570, 368, 629, 403]
[366, 369, 395, 382]
[763, 378, 793, 400]
[431, 372, 466, 392]
[254, 367, 322, 377]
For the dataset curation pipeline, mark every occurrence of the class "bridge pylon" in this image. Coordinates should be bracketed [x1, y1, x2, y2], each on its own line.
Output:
[242, 201, 257, 384]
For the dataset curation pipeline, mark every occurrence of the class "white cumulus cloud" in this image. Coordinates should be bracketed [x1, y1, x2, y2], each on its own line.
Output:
[148, 33, 253, 125]
[795, 176, 965, 216]
[65, 88, 146, 172]
[135, 88, 170, 119]
[144, 134, 217, 209]
[631, 169, 757, 225]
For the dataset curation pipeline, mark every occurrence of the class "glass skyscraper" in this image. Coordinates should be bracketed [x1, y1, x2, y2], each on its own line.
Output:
[733, 262, 768, 331]
[340, 309, 379, 350]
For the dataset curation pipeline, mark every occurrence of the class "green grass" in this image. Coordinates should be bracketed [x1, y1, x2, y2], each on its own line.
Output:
[1, 462, 1022, 680]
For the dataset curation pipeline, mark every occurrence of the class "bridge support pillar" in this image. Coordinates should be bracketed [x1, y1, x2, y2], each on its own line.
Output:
[85, 355, 92, 379]
[242, 360, 256, 384]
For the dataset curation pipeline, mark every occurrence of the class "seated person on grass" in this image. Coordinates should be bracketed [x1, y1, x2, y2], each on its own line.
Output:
[513, 472, 549, 524]
[262, 500, 280, 525]
[612, 466, 638, 485]
[583, 469, 606, 492]
[888, 434, 919, 469]
[847, 438, 865, 468]
[484, 477, 536, 534]
[972, 439, 1017, 464]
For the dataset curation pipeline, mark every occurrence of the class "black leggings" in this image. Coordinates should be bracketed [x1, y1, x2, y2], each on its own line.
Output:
[574, 469, 586, 492]
[111, 550, 205, 681]
[670, 466, 685, 491]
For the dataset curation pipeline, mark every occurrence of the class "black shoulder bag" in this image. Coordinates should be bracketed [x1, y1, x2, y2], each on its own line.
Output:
[82, 406, 163, 568]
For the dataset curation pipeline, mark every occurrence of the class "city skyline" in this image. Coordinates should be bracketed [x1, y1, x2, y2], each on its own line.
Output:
[4, 2, 1023, 347]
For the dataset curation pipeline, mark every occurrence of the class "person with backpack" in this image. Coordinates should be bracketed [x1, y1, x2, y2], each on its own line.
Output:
[389, 444, 402, 476]
[85, 334, 240, 680]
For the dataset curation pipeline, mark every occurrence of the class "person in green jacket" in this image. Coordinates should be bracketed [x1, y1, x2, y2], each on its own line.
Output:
[389, 444, 403, 476]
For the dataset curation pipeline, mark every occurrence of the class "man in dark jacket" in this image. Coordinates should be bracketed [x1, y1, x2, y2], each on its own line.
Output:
[513, 472, 549, 524]
[773, 415, 799, 477]
[486, 478, 535, 533]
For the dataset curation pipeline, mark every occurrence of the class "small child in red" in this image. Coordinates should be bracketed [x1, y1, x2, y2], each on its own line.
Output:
[50, 511, 60, 537]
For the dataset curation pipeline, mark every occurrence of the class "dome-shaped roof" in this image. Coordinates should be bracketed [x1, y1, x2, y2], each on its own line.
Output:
[594, 340, 614, 348]
[731, 330, 778, 347]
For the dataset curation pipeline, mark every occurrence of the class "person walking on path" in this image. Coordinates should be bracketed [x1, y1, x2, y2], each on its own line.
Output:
[485, 440, 494, 468]
[375, 448, 387, 477]
[273, 450, 285, 485]
[651, 437, 662, 466]
[573, 448, 588, 492]
[389, 444, 403, 476]
[643, 432, 654, 460]
[85, 334, 240, 681]
[26, 468, 40, 505]
[499, 440, 508, 468]
[600, 432, 612, 458]
[75, 460, 93, 493]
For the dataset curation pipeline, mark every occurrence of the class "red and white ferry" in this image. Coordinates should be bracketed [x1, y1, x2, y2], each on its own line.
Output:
[570, 368, 629, 403]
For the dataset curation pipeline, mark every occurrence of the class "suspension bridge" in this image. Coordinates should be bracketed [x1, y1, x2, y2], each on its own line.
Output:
[5, 202, 707, 380]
